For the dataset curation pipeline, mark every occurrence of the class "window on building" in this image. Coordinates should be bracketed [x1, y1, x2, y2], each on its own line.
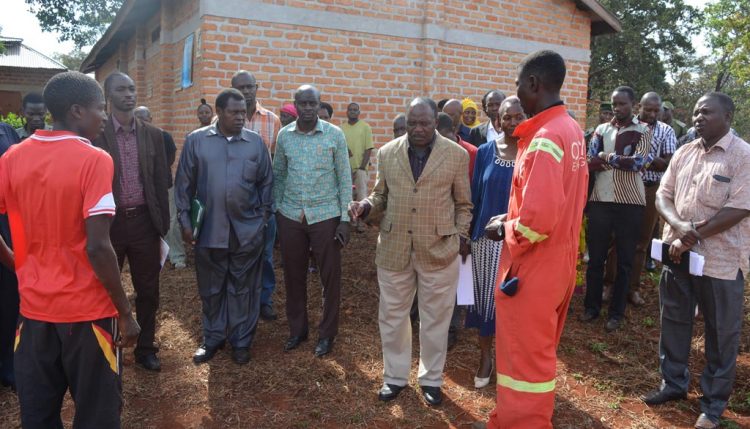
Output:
[181, 33, 194, 89]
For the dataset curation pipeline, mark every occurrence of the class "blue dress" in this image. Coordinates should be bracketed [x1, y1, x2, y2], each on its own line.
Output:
[465, 140, 515, 337]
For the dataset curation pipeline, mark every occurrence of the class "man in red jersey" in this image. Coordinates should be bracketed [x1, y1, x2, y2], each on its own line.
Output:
[475, 50, 588, 429]
[0, 71, 139, 428]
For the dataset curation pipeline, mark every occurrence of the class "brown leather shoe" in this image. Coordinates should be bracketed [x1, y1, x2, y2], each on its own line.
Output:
[694, 413, 719, 429]
[629, 291, 645, 306]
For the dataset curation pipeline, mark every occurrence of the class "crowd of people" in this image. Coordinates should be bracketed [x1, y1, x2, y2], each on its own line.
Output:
[0, 47, 747, 429]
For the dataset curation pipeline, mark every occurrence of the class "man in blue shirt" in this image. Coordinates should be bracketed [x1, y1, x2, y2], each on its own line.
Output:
[0, 123, 18, 389]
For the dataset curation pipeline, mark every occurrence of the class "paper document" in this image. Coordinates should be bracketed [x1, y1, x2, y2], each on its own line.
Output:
[650, 239, 704, 276]
[160, 238, 170, 269]
[456, 254, 474, 306]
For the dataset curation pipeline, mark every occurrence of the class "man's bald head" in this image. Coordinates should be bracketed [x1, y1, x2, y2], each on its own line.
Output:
[134, 105, 152, 123]
[641, 91, 662, 105]
[407, 97, 438, 118]
[231, 71, 256, 87]
[639, 92, 662, 125]
[231, 71, 258, 108]
[442, 99, 463, 131]
[294, 85, 322, 124]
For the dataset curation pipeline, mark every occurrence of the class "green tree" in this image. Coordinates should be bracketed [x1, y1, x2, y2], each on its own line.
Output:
[54, 48, 90, 71]
[703, 0, 750, 91]
[588, 0, 701, 102]
[25, 0, 124, 48]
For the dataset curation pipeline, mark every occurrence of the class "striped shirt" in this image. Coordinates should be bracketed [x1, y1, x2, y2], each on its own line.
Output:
[247, 102, 281, 155]
[640, 119, 677, 183]
[588, 116, 649, 205]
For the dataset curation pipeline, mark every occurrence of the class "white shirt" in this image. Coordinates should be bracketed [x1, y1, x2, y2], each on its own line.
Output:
[486, 122, 503, 143]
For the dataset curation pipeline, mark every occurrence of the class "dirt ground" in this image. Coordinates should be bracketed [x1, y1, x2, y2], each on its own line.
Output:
[1, 228, 749, 428]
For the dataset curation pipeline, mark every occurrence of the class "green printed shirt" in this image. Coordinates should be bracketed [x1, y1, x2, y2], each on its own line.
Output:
[273, 119, 352, 224]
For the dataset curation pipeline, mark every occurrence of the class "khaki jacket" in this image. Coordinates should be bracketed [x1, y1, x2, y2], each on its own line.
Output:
[367, 133, 472, 271]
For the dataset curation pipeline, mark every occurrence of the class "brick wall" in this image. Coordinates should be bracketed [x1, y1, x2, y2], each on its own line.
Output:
[197, 13, 591, 183]
[90, 0, 594, 183]
[0, 67, 65, 116]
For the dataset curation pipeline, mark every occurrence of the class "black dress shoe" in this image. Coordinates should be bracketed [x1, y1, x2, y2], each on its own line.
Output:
[605, 318, 622, 332]
[260, 304, 277, 321]
[421, 385, 442, 406]
[314, 337, 334, 357]
[579, 311, 599, 322]
[231, 348, 250, 365]
[284, 333, 308, 351]
[378, 383, 405, 401]
[135, 353, 161, 371]
[193, 344, 220, 364]
[641, 388, 687, 405]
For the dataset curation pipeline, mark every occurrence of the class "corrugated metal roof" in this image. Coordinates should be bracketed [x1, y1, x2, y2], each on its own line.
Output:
[0, 37, 67, 70]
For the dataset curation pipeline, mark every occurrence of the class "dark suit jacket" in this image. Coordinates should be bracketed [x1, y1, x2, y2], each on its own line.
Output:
[468, 121, 490, 147]
[93, 116, 170, 237]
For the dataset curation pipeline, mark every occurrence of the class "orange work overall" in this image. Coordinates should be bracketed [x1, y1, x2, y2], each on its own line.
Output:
[487, 105, 588, 428]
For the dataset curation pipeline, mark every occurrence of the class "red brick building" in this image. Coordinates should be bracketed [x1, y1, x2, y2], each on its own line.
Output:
[0, 36, 67, 116]
[81, 0, 619, 160]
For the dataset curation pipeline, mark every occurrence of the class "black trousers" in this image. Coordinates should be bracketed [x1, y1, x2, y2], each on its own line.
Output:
[659, 267, 744, 420]
[0, 263, 18, 386]
[110, 209, 161, 358]
[194, 229, 264, 349]
[277, 214, 342, 339]
[15, 316, 122, 429]
[584, 202, 644, 321]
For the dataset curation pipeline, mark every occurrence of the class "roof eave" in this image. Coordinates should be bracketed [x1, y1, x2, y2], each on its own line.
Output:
[577, 0, 622, 35]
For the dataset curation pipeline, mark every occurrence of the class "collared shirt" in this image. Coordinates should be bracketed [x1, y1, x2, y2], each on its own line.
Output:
[486, 121, 503, 144]
[175, 125, 273, 249]
[273, 119, 352, 224]
[588, 116, 650, 205]
[0, 130, 117, 323]
[341, 120, 373, 172]
[407, 136, 435, 182]
[246, 101, 281, 155]
[211, 101, 281, 154]
[640, 119, 677, 183]
[658, 132, 750, 280]
[15, 124, 51, 140]
[112, 114, 146, 207]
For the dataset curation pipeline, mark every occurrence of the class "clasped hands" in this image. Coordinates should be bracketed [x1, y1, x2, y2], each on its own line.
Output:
[668, 219, 706, 264]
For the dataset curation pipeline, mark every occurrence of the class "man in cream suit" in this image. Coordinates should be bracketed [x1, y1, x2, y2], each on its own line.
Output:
[350, 97, 472, 406]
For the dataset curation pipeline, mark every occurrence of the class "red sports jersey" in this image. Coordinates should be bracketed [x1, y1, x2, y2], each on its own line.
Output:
[0, 130, 118, 323]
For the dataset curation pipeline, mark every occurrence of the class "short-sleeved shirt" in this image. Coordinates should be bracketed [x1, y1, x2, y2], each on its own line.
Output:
[341, 120, 373, 172]
[0, 130, 118, 322]
[658, 132, 750, 280]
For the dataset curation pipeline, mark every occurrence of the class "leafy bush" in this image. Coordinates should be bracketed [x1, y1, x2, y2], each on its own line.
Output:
[0, 112, 24, 129]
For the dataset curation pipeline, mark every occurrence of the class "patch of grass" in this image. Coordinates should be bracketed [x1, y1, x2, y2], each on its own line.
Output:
[643, 316, 656, 328]
[590, 341, 608, 354]
[721, 419, 741, 429]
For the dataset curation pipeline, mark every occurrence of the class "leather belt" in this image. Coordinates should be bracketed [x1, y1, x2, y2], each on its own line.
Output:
[117, 205, 148, 219]
[644, 180, 660, 187]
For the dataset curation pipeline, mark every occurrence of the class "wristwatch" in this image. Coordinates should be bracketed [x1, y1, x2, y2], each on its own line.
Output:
[497, 221, 505, 241]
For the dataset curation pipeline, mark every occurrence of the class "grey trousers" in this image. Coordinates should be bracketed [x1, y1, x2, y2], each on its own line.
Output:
[195, 231, 264, 349]
[658, 266, 744, 419]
